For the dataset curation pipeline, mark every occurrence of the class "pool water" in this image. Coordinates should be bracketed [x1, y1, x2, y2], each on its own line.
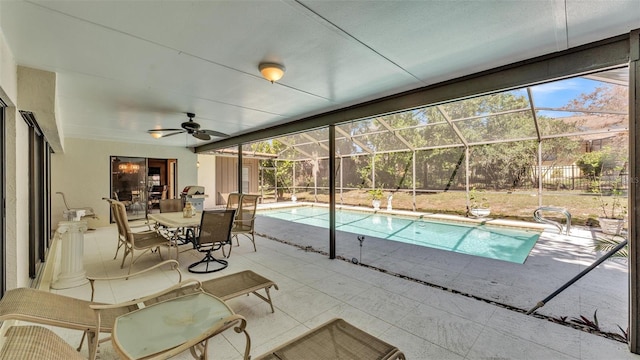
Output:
[258, 206, 541, 264]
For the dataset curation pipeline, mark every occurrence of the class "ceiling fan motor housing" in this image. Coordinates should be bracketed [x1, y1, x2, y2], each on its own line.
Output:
[182, 121, 200, 132]
[182, 112, 200, 132]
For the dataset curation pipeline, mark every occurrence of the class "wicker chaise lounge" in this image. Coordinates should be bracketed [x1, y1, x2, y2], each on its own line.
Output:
[0, 325, 85, 360]
[201, 270, 279, 313]
[255, 318, 405, 360]
[0, 260, 182, 360]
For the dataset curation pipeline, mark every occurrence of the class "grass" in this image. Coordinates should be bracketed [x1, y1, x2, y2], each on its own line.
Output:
[267, 189, 616, 226]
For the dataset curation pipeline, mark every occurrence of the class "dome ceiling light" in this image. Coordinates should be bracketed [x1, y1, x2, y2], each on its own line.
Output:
[259, 62, 285, 83]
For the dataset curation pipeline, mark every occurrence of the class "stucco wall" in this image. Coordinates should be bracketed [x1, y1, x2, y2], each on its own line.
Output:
[51, 138, 198, 228]
[0, 24, 31, 288]
[197, 154, 217, 208]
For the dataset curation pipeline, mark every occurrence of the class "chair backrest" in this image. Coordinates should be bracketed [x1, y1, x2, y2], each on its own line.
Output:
[159, 198, 183, 213]
[111, 200, 133, 242]
[103, 197, 116, 223]
[236, 194, 260, 231]
[226, 193, 242, 211]
[195, 210, 236, 249]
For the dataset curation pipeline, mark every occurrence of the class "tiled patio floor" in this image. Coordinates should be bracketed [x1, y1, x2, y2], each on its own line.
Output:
[48, 216, 637, 359]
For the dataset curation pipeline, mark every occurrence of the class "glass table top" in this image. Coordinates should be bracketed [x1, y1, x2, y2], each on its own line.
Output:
[113, 292, 233, 359]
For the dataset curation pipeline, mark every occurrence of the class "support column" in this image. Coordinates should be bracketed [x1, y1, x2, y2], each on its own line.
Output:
[52, 220, 88, 289]
[237, 144, 243, 194]
[465, 146, 470, 209]
[292, 161, 296, 197]
[629, 29, 640, 354]
[372, 154, 376, 189]
[329, 125, 336, 259]
[412, 151, 416, 211]
[538, 141, 543, 208]
[260, 164, 264, 200]
[275, 162, 278, 202]
[340, 156, 343, 205]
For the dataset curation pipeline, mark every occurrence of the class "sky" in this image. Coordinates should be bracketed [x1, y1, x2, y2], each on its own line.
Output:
[530, 77, 601, 109]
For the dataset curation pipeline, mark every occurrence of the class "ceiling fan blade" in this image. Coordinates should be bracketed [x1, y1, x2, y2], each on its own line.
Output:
[160, 130, 186, 138]
[147, 129, 185, 138]
[200, 129, 229, 137]
[148, 128, 182, 132]
[193, 132, 211, 141]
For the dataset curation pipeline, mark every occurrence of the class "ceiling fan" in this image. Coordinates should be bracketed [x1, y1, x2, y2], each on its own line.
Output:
[147, 112, 229, 141]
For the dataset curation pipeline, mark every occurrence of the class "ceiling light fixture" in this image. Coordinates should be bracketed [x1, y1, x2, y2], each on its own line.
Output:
[259, 62, 285, 83]
[150, 132, 163, 139]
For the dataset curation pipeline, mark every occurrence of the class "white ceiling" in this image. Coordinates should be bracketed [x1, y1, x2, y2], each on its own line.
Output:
[1, 1, 638, 150]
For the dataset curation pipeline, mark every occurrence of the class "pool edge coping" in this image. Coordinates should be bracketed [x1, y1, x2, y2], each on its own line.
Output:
[256, 201, 547, 232]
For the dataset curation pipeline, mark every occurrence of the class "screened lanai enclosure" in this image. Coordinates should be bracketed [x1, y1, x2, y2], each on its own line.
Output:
[208, 67, 629, 225]
[199, 65, 632, 339]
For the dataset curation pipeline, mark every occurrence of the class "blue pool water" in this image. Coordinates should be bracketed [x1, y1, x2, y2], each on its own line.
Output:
[258, 206, 541, 264]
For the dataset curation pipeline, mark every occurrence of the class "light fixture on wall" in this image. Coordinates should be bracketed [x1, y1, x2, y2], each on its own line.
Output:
[259, 62, 285, 83]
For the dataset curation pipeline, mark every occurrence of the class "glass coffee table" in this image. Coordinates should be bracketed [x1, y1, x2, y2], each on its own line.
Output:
[112, 292, 251, 359]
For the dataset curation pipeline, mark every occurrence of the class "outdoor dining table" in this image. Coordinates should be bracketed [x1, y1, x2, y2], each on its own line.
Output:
[148, 211, 202, 260]
[111, 291, 251, 359]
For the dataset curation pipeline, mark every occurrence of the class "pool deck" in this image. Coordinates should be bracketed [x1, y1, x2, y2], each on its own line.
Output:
[43, 203, 634, 359]
[255, 202, 628, 339]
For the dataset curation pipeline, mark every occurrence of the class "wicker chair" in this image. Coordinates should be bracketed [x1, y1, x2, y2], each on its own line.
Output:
[188, 209, 235, 273]
[0, 260, 182, 360]
[111, 200, 174, 275]
[231, 194, 260, 253]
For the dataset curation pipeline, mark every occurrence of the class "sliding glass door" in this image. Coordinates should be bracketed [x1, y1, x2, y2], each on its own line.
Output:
[0, 103, 5, 294]
[111, 156, 147, 221]
[110, 156, 178, 222]
[22, 111, 52, 279]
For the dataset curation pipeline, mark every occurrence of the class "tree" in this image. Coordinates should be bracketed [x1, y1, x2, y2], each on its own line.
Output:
[249, 140, 293, 193]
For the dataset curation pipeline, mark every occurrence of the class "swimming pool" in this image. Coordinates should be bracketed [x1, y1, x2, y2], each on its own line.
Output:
[257, 206, 541, 264]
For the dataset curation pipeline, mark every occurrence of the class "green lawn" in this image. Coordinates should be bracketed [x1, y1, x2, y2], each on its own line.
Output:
[272, 189, 617, 226]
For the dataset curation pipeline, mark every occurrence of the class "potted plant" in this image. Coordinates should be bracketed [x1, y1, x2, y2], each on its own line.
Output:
[368, 188, 384, 210]
[595, 161, 627, 235]
[596, 183, 627, 235]
[469, 187, 490, 218]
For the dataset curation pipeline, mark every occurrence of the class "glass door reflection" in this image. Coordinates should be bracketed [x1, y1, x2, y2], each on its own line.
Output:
[111, 156, 147, 221]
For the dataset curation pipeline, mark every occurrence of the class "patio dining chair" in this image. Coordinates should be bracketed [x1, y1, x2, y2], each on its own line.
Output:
[226, 192, 242, 211]
[159, 198, 183, 213]
[111, 200, 174, 275]
[231, 194, 260, 253]
[158, 198, 191, 244]
[188, 209, 236, 273]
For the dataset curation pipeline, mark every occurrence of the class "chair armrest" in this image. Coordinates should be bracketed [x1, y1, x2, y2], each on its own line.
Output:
[89, 278, 204, 311]
[87, 260, 182, 301]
